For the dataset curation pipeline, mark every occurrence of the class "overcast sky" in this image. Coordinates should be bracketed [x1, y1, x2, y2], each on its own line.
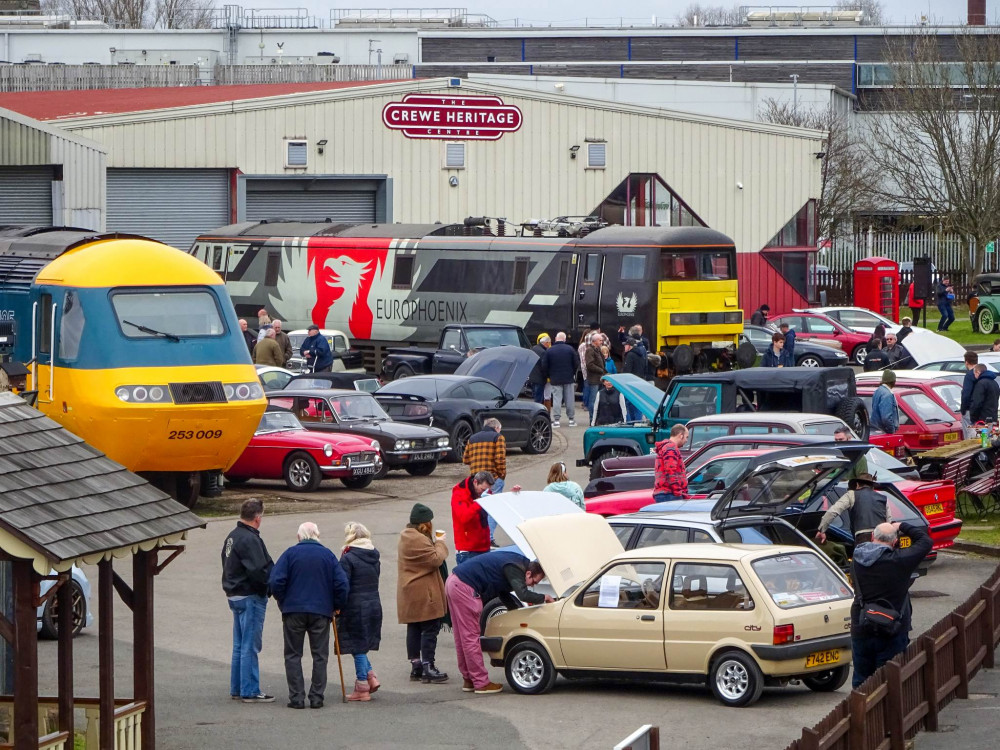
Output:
[289, 1, 970, 27]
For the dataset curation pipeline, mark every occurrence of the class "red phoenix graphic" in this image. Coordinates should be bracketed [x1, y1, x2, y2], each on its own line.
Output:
[307, 239, 389, 339]
[382, 94, 523, 140]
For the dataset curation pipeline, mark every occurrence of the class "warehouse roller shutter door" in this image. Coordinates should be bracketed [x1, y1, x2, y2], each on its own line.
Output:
[246, 189, 376, 223]
[107, 169, 230, 250]
[0, 167, 53, 226]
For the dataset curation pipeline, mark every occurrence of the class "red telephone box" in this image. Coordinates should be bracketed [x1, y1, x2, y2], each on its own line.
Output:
[853, 256, 900, 322]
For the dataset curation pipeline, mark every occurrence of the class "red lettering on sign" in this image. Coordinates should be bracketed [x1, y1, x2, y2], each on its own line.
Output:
[382, 94, 523, 141]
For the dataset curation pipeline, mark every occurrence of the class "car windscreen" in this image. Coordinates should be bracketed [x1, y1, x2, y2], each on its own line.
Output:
[329, 394, 391, 421]
[688, 457, 753, 495]
[111, 289, 224, 338]
[378, 379, 440, 399]
[465, 328, 525, 349]
[900, 392, 955, 425]
[802, 421, 846, 436]
[722, 462, 846, 513]
[751, 552, 853, 609]
[806, 485, 923, 526]
[258, 411, 303, 433]
[930, 383, 962, 414]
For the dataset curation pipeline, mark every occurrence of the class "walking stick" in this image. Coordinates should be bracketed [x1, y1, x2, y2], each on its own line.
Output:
[331, 613, 348, 703]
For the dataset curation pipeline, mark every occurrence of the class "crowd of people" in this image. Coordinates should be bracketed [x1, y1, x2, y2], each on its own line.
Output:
[241, 308, 334, 372]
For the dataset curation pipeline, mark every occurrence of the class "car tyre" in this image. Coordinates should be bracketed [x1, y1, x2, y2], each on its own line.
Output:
[340, 475, 375, 490]
[480, 597, 514, 635]
[673, 344, 695, 374]
[393, 364, 416, 381]
[405, 460, 438, 476]
[522, 416, 552, 454]
[835, 396, 870, 440]
[797, 354, 823, 368]
[976, 307, 996, 335]
[39, 580, 86, 640]
[283, 452, 323, 492]
[504, 640, 558, 695]
[851, 344, 868, 366]
[589, 448, 632, 480]
[803, 665, 850, 693]
[710, 650, 764, 707]
[447, 420, 474, 462]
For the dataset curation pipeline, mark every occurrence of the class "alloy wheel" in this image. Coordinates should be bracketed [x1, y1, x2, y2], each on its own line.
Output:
[715, 658, 750, 700]
[509, 650, 545, 690]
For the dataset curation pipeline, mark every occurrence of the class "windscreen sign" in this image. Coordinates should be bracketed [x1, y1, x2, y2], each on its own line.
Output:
[382, 94, 523, 140]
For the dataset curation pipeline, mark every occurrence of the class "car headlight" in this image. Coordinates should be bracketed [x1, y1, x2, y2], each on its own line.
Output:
[394, 439, 412, 450]
[114, 385, 172, 404]
[323, 444, 334, 457]
[226, 382, 264, 401]
[370, 440, 380, 452]
[437, 437, 450, 447]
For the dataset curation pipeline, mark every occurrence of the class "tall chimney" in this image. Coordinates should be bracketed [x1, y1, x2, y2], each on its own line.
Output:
[969, 0, 986, 25]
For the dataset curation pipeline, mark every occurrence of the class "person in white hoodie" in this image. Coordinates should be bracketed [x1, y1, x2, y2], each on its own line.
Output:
[542, 462, 585, 510]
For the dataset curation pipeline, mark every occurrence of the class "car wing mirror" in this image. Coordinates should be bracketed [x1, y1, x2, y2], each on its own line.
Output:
[714, 480, 726, 491]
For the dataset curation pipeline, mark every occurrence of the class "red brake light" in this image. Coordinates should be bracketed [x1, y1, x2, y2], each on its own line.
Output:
[773, 624, 795, 645]
[918, 433, 939, 446]
[403, 404, 430, 417]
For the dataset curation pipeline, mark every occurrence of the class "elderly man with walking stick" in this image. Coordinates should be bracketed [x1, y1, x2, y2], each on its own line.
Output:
[269, 522, 350, 709]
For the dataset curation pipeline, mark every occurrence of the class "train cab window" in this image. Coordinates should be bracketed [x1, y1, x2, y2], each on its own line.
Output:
[111, 290, 225, 338]
[557, 259, 571, 292]
[392, 256, 415, 289]
[621, 254, 647, 280]
[265, 251, 280, 287]
[212, 245, 224, 271]
[513, 257, 529, 294]
[583, 254, 601, 284]
[39, 293, 53, 354]
[59, 290, 85, 362]
[661, 249, 734, 281]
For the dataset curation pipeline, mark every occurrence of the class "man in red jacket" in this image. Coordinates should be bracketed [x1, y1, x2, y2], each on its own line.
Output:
[451, 471, 495, 565]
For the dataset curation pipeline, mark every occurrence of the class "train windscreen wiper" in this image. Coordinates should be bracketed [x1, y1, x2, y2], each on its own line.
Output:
[122, 320, 181, 343]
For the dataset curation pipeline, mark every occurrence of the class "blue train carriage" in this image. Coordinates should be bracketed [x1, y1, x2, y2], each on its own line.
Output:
[0, 226, 266, 506]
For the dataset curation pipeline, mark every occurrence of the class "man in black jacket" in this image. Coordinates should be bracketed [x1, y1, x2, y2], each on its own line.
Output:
[222, 499, 275, 703]
[528, 333, 551, 404]
[622, 338, 647, 421]
[541, 332, 580, 428]
[850, 520, 933, 687]
[969, 363, 1000, 424]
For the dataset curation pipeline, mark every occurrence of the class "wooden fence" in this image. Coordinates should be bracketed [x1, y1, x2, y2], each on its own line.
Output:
[781, 565, 1000, 750]
[814, 269, 973, 308]
[213, 63, 412, 84]
[0, 64, 200, 92]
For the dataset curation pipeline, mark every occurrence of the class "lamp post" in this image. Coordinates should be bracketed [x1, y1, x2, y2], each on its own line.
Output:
[790, 73, 800, 112]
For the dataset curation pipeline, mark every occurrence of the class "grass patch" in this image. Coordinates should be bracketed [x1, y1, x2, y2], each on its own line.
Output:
[920, 305, 997, 347]
[956, 506, 1000, 546]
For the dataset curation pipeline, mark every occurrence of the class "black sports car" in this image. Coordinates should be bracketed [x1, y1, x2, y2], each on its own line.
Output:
[375, 347, 551, 461]
[743, 324, 850, 368]
[266, 389, 450, 476]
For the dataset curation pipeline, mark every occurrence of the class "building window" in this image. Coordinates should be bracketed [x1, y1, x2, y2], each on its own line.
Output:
[591, 173, 706, 228]
[444, 142, 466, 169]
[513, 257, 529, 294]
[621, 254, 647, 280]
[285, 140, 308, 168]
[265, 251, 281, 287]
[392, 255, 415, 289]
[763, 250, 816, 302]
[587, 142, 607, 169]
[766, 201, 818, 248]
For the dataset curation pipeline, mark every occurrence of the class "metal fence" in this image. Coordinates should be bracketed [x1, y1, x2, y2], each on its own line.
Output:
[214, 63, 411, 84]
[821, 233, 1000, 273]
[0, 64, 200, 92]
[781, 564, 1000, 750]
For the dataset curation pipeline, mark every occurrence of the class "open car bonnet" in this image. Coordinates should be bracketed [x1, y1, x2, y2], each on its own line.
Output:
[518, 513, 624, 598]
[455, 345, 538, 396]
[707, 448, 854, 521]
[603, 374, 666, 421]
[476, 491, 585, 557]
[899, 328, 966, 366]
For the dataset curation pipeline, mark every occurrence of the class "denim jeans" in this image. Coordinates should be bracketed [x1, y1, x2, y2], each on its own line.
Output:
[653, 492, 684, 504]
[228, 594, 268, 698]
[625, 401, 643, 423]
[486, 478, 504, 540]
[353, 653, 372, 681]
[455, 550, 486, 565]
[937, 303, 955, 331]
[531, 383, 546, 404]
[581, 382, 595, 413]
[852, 630, 909, 688]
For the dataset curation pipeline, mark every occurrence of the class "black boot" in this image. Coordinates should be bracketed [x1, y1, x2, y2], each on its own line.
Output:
[421, 662, 448, 684]
[409, 659, 423, 681]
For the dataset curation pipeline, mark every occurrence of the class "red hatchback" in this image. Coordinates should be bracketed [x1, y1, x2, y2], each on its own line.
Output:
[770, 311, 872, 365]
[856, 386, 963, 454]
[226, 409, 383, 492]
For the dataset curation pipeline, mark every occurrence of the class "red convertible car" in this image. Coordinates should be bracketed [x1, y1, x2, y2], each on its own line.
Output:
[226, 409, 383, 492]
[769, 311, 873, 365]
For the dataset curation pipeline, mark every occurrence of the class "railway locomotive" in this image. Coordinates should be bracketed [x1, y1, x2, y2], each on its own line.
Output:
[191, 219, 744, 370]
[0, 226, 266, 505]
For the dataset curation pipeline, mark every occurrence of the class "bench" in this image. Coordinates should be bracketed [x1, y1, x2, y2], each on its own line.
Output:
[940, 454, 974, 495]
[960, 460, 1000, 517]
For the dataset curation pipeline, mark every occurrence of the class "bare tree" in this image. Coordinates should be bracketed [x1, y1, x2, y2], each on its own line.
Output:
[759, 98, 881, 245]
[41, 0, 148, 26]
[677, 3, 743, 26]
[153, 0, 212, 28]
[835, 0, 885, 26]
[863, 31, 1000, 275]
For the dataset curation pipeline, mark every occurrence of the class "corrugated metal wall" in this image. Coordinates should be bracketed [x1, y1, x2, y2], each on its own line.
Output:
[61, 80, 824, 257]
[246, 189, 376, 222]
[0, 166, 53, 225]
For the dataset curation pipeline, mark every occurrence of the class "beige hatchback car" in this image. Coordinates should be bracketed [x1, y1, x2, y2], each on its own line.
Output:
[480, 515, 854, 707]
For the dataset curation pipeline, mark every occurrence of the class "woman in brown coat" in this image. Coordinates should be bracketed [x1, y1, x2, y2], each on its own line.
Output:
[397, 503, 450, 684]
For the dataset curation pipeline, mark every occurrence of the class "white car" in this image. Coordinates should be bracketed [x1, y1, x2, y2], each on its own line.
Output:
[285, 328, 364, 374]
[37, 565, 93, 638]
[914, 356, 1000, 374]
[255, 365, 295, 392]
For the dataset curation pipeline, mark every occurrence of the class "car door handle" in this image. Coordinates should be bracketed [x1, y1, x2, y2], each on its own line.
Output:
[640, 615, 656, 622]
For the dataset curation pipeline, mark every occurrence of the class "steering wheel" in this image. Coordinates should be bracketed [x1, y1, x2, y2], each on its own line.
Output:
[641, 578, 660, 609]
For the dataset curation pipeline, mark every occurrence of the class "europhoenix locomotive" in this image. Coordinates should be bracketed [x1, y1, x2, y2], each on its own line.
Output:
[0, 226, 266, 505]
[191, 219, 743, 367]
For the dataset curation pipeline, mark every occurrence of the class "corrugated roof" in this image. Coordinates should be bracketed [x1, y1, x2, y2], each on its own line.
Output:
[0, 392, 204, 566]
[0, 80, 404, 121]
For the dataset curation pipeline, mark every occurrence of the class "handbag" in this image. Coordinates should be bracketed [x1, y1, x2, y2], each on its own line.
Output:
[853, 563, 904, 636]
